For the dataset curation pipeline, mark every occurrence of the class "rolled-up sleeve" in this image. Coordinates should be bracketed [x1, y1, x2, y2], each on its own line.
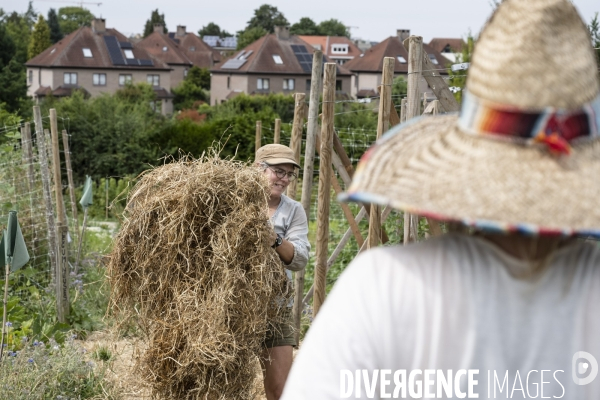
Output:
[283, 202, 310, 271]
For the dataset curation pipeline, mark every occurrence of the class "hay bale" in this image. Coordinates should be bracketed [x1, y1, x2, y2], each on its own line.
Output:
[107, 155, 291, 399]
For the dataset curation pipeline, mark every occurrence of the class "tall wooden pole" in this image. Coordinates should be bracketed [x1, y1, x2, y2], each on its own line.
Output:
[22, 123, 35, 193]
[273, 118, 281, 144]
[294, 50, 322, 340]
[368, 58, 394, 249]
[400, 98, 407, 123]
[404, 36, 424, 244]
[313, 63, 336, 316]
[33, 107, 57, 282]
[287, 93, 305, 200]
[255, 120, 262, 155]
[50, 109, 69, 322]
[62, 130, 79, 240]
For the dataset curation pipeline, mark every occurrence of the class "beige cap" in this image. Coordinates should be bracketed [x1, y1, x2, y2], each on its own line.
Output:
[255, 144, 300, 168]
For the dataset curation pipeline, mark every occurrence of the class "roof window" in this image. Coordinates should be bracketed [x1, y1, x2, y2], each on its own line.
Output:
[428, 54, 439, 65]
[189, 46, 195, 51]
[124, 49, 134, 59]
[162, 46, 168, 52]
[397, 56, 407, 63]
[272, 55, 283, 64]
[50, 48, 56, 54]
[82, 48, 92, 57]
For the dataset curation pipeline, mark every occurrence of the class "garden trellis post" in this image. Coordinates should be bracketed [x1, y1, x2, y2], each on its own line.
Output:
[21, 123, 35, 193]
[313, 63, 336, 316]
[50, 109, 69, 322]
[0, 211, 30, 361]
[75, 175, 93, 274]
[294, 50, 323, 339]
[62, 129, 79, 240]
[368, 57, 394, 249]
[274, 118, 281, 144]
[33, 106, 58, 282]
[255, 121, 262, 155]
[287, 93, 305, 200]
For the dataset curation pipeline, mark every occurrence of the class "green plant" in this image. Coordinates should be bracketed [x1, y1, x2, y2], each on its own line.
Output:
[92, 345, 112, 362]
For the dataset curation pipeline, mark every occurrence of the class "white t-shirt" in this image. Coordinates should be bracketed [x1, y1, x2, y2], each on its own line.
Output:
[282, 234, 600, 399]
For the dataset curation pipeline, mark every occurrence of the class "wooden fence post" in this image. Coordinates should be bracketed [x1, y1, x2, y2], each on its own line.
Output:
[50, 109, 69, 322]
[62, 130, 79, 240]
[294, 49, 322, 338]
[401, 98, 407, 123]
[255, 120, 262, 155]
[33, 106, 58, 283]
[273, 118, 281, 144]
[368, 57, 394, 249]
[21, 123, 35, 193]
[313, 63, 336, 316]
[286, 93, 305, 200]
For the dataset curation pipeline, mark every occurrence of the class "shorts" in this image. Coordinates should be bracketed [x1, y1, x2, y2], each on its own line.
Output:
[264, 307, 297, 348]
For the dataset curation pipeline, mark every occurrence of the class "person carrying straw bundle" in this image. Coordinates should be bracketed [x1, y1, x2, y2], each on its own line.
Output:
[282, 0, 600, 398]
[255, 144, 310, 400]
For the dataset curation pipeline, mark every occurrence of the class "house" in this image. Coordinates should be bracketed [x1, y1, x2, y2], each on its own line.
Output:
[344, 30, 450, 99]
[298, 35, 363, 65]
[168, 26, 222, 67]
[210, 26, 353, 105]
[25, 18, 174, 114]
[428, 38, 465, 63]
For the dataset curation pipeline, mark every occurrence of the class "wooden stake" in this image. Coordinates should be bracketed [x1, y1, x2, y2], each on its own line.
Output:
[368, 57, 394, 249]
[313, 63, 336, 316]
[273, 118, 281, 144]
[294, 49, 322, 340]
[62, 130, 79, 240]
[105, 178, 109, 220]
[390, 101, 401, 127]
[33, 106, 58, 282]
[21, 123, 35, 193]
[401, 98, 407, 122]
[50, 110, 66, 227]
[255, 120, 262, 155]
[75, 207, 88, 274]
[287, 93, 305, 200]
[0, 262, 10, 362]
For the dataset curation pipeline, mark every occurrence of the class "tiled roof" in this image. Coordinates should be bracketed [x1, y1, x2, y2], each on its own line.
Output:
[212, 34, 352, 76]
[344, 36, 450, 73]
[298, 36, 362, 59]
[26, 26, 170, 70]
[138, 31, 191, 66]
[170, 32, 221, 67]
[428, 38, 465, 54]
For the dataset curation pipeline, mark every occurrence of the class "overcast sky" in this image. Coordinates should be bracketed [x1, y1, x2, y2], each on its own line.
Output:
[5, 0, 600, 43]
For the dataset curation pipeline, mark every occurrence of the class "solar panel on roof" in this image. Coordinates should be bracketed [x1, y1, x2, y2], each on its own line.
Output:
[221, 37, 237, 47]
[291, 44, 314, 73]
[126, 59, 139, 66]
[138, 59, 153, 66]
[221, 58, 247, 69]
[119, 41, 133, 49]
[104, 36, 125, 65]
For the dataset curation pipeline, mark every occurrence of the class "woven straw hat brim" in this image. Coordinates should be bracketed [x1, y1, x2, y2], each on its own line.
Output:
[343, 115, 600, 237]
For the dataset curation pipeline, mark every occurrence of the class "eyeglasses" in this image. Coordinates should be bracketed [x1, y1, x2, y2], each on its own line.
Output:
[268, 167, 298, 181]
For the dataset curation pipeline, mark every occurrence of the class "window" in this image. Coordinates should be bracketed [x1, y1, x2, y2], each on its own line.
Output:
[283, 78, 295, 90]
[119, 74, 132, 85]
[124, 49, 134, 59]
[93, 73, 106, 86]
[50, 48, 56, 54]
[428, 54, 439, 65]
[443, 44, 452, 53]
[82, 48, 92, 57]
[63, 72, 77, 85]
[162, 46, 168, 52]
[272, 55, 283, 64]
[189, 46, 195, 51]
[336, 80, 342, 91]
[147, 74, 160, 86]
[257, 78, 269, 90]
[184, 68, 188, 78]
[331, 44, 348, 54]
[397, 56, 407, 63]
[28, 70, 33, 83]
[306, 79, 311, 91]
[227, 76, 230, 89]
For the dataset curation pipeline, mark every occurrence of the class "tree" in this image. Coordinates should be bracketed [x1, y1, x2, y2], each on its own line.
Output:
[172, 67, 210, 111]
[57, 7, 94, 35]
[28, 15, 51, 60]
[447, 33, 475, 104]
[589, 12, 600, 69]
[4, 11, 33, 64]
[186, 66, 210, 90]
[143, 9, 167, 37]
[236, 26, 267, 50]
[317, 19, 349, 37]
[47, 8, 63, 43]
[245, 4, 288, 33]
[391, 75, 407, 108]
[0, 58, 28, 113]
[290, 17, 319, 36]
[198, 22, 231, 38]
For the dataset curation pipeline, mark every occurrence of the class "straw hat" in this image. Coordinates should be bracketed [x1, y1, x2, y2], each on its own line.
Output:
[342, 0, 600, 236]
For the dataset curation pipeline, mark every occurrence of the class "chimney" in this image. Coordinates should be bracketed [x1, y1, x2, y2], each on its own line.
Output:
[91, 18, 106, 34]
[154, 23, 164, 34]
[397, 29, 410, 42]
[274, 26, 290, 40]
[176, 25, 186, 37]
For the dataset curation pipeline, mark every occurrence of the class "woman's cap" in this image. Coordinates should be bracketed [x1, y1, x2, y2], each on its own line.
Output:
[255, 144, 301, 169]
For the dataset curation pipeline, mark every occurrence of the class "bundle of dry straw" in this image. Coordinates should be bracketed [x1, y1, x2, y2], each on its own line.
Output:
[107, 155, 291, 399]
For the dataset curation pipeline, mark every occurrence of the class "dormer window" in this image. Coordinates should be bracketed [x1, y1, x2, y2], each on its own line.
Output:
[442, 44, 452, 53]
[272, 55, 283, 64]
[397, 56, 407, 63]
[428, 54, 439, 65]
[82, 48, 92, 57]
[124, 49, 134, 59]
[331, 44, 348, 54]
